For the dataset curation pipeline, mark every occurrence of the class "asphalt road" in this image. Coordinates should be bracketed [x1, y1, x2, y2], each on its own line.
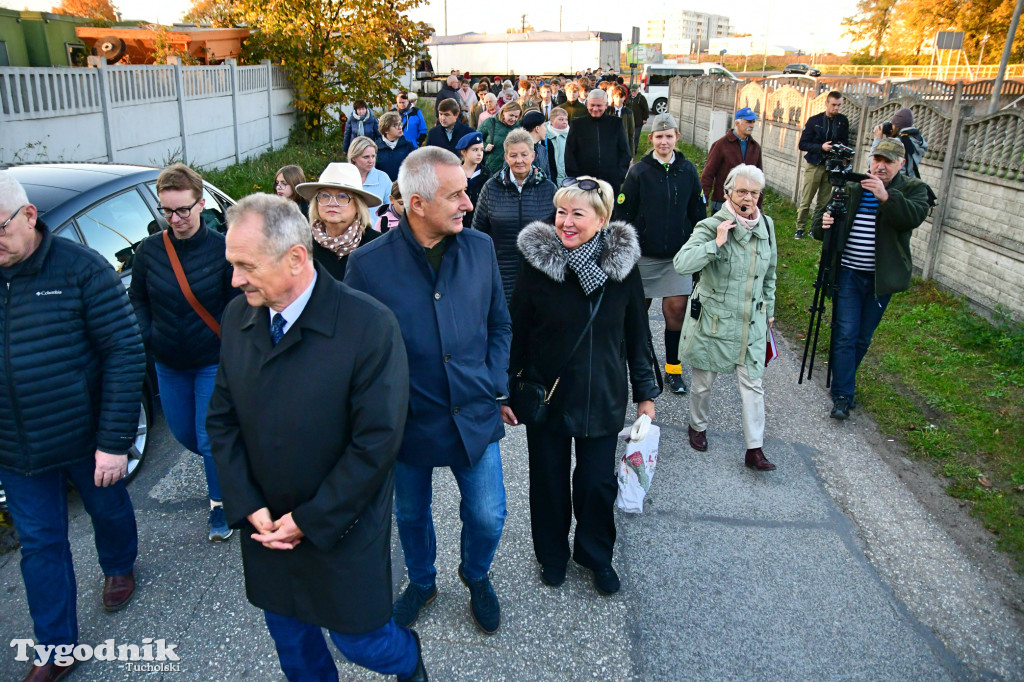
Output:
[1, 309, 1022, 681]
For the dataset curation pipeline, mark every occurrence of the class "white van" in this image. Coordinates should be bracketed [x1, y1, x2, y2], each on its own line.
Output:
[640, 62, 742, 115]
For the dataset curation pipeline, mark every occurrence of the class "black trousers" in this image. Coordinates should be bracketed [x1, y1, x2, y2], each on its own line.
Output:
[526, 425, 619, 571]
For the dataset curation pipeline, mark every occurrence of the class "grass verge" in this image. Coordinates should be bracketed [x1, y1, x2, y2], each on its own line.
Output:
[667, 139, 1024, 569]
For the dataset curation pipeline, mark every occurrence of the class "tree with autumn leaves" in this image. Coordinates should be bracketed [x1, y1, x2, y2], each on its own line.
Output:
[51, 0, 117, 22]
[843, 0, 1024, 61]
[185, 0, 431, 138]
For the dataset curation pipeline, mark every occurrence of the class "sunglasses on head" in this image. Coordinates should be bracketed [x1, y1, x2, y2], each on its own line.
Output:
[561, 177, 602, 196]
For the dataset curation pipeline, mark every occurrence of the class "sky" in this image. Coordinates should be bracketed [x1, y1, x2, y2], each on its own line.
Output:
[10, 0, 860, 54]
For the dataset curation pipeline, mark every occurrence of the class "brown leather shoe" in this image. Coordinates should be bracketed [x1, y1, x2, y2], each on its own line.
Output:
[745, 448, 776, 471]
[102, 571, 135, 611]
[20, 659, 77, 682]
[688, 426, 708, 452]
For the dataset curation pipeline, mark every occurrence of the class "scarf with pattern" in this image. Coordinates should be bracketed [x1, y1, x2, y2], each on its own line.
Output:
[564, 230, 607, 295]
[312, 220, 362, 258]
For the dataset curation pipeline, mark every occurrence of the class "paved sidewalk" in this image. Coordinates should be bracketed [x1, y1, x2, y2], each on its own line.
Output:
[0, 310, 1022, 680]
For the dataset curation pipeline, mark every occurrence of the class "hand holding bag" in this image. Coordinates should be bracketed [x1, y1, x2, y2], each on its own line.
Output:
[510, 289, 604, 425]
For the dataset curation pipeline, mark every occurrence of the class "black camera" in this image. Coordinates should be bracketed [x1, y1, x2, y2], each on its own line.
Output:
[882, 121, 893, 137]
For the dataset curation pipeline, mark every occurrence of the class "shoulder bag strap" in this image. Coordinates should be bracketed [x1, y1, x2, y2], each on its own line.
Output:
[545, 288, 605, 401]
[162, 230, 221, 339]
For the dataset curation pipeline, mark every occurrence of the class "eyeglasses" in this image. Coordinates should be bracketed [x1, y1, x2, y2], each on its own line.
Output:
[1, 205, 25, 233]
[316, 192, 353, 207]
[158, 197, 201, 221]
[730, 189, 762, 198]
[561, 177, 603, 197]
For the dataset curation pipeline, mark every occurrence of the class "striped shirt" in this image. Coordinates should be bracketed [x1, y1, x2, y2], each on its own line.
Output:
[840, 193, 878, 271]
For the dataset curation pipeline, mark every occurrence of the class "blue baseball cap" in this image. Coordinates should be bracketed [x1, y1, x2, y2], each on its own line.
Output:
[734, 107, 759, 121]
[455, 132, 483, 151]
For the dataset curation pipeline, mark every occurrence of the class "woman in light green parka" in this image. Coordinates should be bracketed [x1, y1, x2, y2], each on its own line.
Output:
[673, 164, 779, 471]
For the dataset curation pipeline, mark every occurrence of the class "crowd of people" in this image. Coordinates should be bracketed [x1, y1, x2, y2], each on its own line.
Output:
[0, 68, 934, 682]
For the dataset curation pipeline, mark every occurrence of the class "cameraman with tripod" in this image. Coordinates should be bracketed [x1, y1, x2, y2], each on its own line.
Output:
[812, 139, 931, 420]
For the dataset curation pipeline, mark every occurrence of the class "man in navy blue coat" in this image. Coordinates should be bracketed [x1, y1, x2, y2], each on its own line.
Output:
[345, 147, 511, 636]
[425, 97, 476, 155]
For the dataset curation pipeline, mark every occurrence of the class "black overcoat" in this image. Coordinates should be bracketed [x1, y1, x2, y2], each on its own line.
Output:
[509, 221, 661, 438]
[207, 265, 409, 634]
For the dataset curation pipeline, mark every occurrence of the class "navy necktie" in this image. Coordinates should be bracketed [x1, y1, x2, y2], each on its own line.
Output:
[270, 313, 286, 346]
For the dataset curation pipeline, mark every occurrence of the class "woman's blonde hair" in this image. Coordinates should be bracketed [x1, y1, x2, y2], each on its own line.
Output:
[347, 136, 377, 162]
[498, 101, 522, 122]
[378, 111, 402, 135]
[553, 176, 614, 222]
[308, 192, 371, 235]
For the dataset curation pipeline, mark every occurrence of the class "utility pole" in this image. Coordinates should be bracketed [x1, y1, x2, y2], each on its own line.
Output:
[443, 0, 447, 36]
[990, 0, 1024, 114]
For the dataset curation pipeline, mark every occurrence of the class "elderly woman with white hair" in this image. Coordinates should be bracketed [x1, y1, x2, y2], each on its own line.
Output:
[673, 164, 778, 471]
[505, 175, 660, 596]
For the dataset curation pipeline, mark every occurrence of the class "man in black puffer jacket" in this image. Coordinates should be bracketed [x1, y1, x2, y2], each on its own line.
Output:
[129, 164, 239, 542]
[0, 172, 146, 680]
[564, 88, 632, 193]
[472, 128, 557, 305]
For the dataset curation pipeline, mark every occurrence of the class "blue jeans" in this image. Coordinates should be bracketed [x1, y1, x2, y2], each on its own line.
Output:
[1, 457, 137, 646]
[263, 611, 418, 681]
[831, 266, 891, 401]
[155, 362, 221, 501]
[709, 200, 724, 215]
[394, 441, 506, 586]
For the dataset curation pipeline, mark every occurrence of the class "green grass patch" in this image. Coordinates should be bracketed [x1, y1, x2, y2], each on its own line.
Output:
[667, 138, 1024, 571]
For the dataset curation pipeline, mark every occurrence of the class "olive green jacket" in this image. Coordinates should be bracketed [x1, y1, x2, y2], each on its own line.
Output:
[674, 210, 777, 379]
[810, 173, 931, 297]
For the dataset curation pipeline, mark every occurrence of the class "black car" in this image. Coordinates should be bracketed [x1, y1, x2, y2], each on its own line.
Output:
[782, 63, 822, 78]
[0, 163, 235, 483]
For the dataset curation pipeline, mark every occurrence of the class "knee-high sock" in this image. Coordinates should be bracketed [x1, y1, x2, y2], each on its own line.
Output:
[665, 329, 682, 368]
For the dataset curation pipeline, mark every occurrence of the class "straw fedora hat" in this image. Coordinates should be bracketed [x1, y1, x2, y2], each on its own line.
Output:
[295, 162, 382, 208]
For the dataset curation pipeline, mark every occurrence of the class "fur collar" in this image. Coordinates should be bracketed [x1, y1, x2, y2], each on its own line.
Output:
[517, 220, 640, 283]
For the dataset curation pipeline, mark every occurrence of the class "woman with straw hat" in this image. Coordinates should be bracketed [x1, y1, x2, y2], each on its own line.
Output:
[296, 162, 383, 280]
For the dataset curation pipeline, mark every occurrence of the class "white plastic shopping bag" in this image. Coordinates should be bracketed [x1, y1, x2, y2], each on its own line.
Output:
[615, 422, 660, 513]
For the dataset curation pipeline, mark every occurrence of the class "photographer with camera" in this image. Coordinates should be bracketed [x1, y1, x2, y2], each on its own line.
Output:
[811, 139, 931, 420]
[872, 108, 928, 179]
[796, 91, 849, 239]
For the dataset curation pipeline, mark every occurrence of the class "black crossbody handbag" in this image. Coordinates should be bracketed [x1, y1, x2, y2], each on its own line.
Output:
[510, 289, 605, 425]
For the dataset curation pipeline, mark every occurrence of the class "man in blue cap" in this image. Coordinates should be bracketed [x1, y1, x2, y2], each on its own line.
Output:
[701, 107, 763, 215]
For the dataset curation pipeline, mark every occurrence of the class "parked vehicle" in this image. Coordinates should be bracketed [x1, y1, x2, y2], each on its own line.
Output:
[639, 62, 742, 115]
[782, 63, 822, 77]
[0, 162, 235, 482]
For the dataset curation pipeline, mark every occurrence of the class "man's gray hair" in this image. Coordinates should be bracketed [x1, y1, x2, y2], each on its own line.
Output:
[587, 88, 607, 103]
[504, 128, 534, 152]
[398, 147, 461, 202]
[724, 164, 767, 192]
[227, 193, 311, 259]
[0, 172, 29, 213]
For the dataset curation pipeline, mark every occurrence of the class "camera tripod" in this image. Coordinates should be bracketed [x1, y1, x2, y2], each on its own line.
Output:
[798, 171, 864, 386]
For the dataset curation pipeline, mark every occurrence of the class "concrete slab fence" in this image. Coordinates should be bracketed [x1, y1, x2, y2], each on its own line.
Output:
[670, 76, 1024, 319]
[0, 60, 296, 170]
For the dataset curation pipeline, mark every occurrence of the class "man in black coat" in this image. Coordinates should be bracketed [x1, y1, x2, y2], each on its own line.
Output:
[435, 74, 461, 120]
[208, 194, 426, 682]
[0, 172, 146, 681]
[564, 88, 633, 193]
[795, 90, 850, 238]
